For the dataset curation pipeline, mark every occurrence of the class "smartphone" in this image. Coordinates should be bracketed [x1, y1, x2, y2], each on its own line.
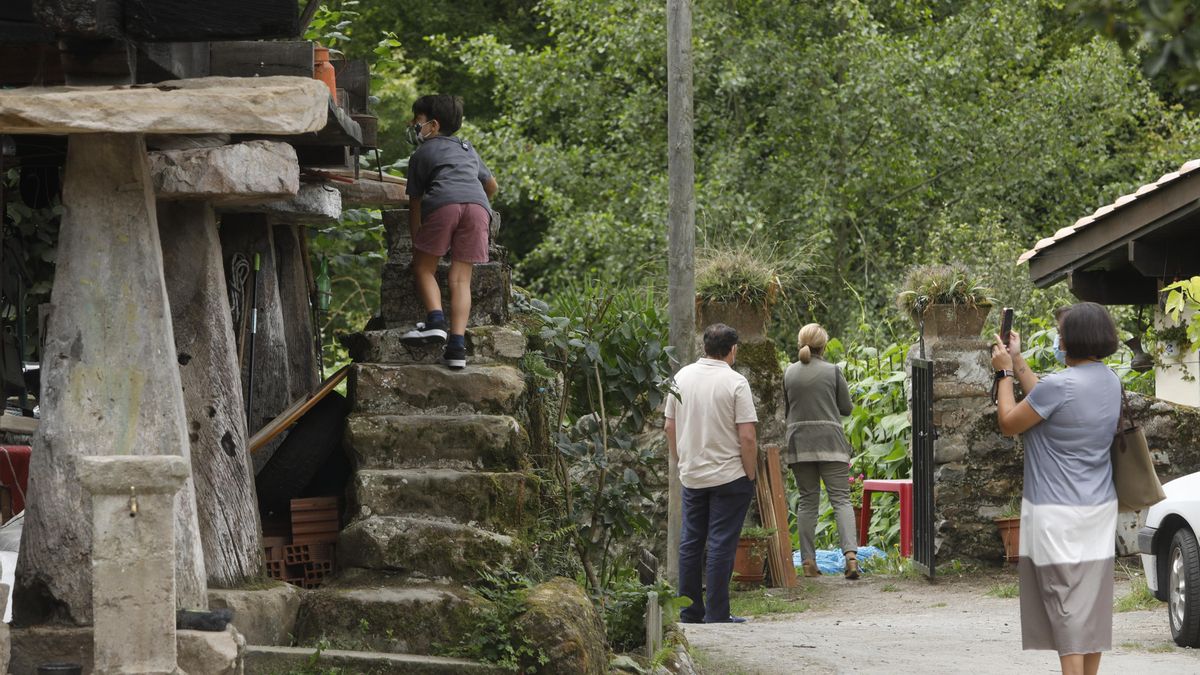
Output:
[1000, 307, 1014, 347]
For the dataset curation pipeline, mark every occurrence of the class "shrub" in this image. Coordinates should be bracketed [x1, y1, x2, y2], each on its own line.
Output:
[895, 263, 992, 319]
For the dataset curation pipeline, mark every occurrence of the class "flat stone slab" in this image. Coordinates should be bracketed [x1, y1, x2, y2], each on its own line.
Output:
[0, 77, 329, 135]
[334, 176, 409, 208]
[350, 468, 536, 530]
[341, 325, 526, 366]
[345, 413, 528, 471]
[11, 625, 245, 674]
[219, 182, 342, 223]
[338, 516, 525, 580]
[349, 363, 526, 416]
[245, 645, 500, 674]
[294, 580, 478, 655]
[208, 583, 303, 647]
[151, 140, 299, 203]
[380, 260, 510, 328]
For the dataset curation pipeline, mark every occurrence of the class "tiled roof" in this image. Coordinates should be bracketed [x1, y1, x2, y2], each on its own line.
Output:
[1017, 158, 1200, 265]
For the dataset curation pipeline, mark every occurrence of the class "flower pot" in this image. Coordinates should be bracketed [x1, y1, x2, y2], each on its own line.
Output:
[312, 45, 338, 99]
[732, 536, 767, 584]
[919, 303, 991, 341]
[696, 298, 769, 338]
[994, 516, 1020, 563]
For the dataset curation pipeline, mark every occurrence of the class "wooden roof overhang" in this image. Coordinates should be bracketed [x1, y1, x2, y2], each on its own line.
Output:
[1019, 159, 1200, 305]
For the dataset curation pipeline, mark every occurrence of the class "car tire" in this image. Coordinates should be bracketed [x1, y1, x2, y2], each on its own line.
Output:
[1168, 528, 1200, 647]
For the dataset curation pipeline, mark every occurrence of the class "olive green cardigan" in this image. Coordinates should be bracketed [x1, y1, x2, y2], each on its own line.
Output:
[782, 356, 854, 465]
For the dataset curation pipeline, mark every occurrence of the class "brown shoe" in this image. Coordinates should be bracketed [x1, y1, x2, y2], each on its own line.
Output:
[844, 557, 860, 580]
[802, 560, 821, 577]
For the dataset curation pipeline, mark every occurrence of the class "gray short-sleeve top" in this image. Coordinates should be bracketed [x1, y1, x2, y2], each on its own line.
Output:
[405, 135, 493, 217]
[1022, 362, 1120, 507]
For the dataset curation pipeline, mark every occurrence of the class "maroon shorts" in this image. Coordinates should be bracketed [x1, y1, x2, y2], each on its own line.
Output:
[413, 203, 491, 263]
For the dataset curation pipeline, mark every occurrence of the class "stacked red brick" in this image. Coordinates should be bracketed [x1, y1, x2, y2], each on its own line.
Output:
[261, 496, 339, 588]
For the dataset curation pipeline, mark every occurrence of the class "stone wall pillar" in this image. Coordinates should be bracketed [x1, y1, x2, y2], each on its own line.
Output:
[80, 455, 189, 675]
[914, 322, 1023, 561]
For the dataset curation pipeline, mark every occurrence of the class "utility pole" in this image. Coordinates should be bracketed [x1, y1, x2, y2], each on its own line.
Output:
[666, 0, 695, 587]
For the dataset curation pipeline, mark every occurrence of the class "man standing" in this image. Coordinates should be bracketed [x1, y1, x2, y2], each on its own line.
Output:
[665, 323, 759, 624]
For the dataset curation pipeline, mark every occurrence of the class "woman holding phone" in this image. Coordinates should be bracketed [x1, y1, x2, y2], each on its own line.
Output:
[991, 302, 1121, 675]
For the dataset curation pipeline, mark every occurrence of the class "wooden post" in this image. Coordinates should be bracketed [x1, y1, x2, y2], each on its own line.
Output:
[220, 214, 293, 472]
[15, 134, 207, 625]
[159, 202, 265, 587]
[273, 222, 320, 401]
[666, 0, 696, 587]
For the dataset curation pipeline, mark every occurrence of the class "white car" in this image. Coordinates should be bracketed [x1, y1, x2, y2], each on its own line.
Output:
[1139, 472, 1200, 647]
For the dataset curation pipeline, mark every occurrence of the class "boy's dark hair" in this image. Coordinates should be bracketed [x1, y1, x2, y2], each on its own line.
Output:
[412, 94, 463, 135]
[703, 324, 739, 358]
[1059, 301, 1119, 359]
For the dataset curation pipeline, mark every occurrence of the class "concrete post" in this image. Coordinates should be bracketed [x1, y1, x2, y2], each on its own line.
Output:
[80, 455, 190, 675]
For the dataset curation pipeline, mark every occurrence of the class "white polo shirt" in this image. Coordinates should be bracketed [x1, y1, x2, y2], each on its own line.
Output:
[665, 358, 758, 489]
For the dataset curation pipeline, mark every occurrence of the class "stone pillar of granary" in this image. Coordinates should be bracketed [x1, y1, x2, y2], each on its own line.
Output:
[15, 134, 208, 624]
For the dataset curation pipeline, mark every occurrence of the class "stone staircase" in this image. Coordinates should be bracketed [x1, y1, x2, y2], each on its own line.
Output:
[281, 211, 537, 672]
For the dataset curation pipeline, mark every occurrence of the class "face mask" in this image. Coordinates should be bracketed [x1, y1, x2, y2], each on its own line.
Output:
[406, 120, 433, 146]
[1052, 334, 1066, 365]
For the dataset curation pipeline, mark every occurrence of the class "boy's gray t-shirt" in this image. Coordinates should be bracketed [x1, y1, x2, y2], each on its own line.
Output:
[1022, 362, 1120, 507]
[405, 135, 493, 217]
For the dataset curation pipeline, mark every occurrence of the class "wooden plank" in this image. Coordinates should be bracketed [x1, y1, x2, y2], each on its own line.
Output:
[755, 452, 789, 588]
[0, 416, 38, 435]
[0, 43, 62, 86]
[332, 175, 408, 208]
[1128, 239, 1200, 279]
[1067, 269, 1158, 305]
[136, 42, 210, 82]
[123, 0, 298, 42]
[0, 76, 329, 136]
[290, 496, 338, 511]
[209, 41, 314, 79]
[766, 446, 798, 588]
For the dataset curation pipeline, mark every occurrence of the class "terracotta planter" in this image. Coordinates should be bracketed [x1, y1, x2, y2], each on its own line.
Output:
[994, 516, 1020, 563]
[732, 536, 768, 584]
[918, 303, 991, 340]
[312, 45, 338, 99]
[696, 298, 769, 338]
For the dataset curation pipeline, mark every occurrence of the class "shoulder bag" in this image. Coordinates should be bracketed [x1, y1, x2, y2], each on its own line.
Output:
[1110, 383, 1165, 512]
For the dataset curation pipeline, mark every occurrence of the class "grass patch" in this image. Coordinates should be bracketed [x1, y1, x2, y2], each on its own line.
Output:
[1114, 574, 1163, 613]
[986, 583, 1019, 598]
[729, 585, 816, 617]
[881, 583, 900, 593]
[930, 602, 947, 608]
[1119, 641, 1142, 650]
[1148, 643, 1177, 653]
[862, 548, 920, 579]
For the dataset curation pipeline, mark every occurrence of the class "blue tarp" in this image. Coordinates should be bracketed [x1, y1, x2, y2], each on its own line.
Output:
[794, 546, 887, 575]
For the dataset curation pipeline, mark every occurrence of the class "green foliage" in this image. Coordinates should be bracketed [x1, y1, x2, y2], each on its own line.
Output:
[515, 282, 674, 593]
[694, 240, 814, 309]
[1075, 0, 1200, 96]
[2, 167, 60, 363]
[986, 582, 1020, 598]
[309, 209, 386, 372]
[448, 570, 549, 673]
[739, 526, 775, 539]
[601, 572, 686, 653]
[895, 263, 993, 318]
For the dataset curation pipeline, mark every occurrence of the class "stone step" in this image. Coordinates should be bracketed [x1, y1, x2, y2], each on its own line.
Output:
[246, 645, 500, 674]
[292, 576, 480, 657]
[349, 363, 526, 416]
[350, 468, 537, 529]
[345, 413, 529, 471]
[380, 260, 510, 329]
[341, 324, 526, 366]
[338, 515, 527, 580]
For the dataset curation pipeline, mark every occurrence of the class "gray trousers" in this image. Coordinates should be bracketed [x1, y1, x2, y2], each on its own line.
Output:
[791, 461, 858, 562]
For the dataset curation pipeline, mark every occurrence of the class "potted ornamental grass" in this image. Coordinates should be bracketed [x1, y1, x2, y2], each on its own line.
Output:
[695, 242, 811, 338]
[733, 526, 774, 585]
[895, 263, 993, 339]
[993, 496, 1021, 564]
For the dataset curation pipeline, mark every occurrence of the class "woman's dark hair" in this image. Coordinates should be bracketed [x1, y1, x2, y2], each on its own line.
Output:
[703, 324, 739, 358]
[412, 94, 464, 135]
[1059, 302, 1119, 360]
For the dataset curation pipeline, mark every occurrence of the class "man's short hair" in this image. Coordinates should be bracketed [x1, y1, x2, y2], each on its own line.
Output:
[1060, 301, 1119, 360]
[412, 94, 463, 135]
[703, 324, 739, 358]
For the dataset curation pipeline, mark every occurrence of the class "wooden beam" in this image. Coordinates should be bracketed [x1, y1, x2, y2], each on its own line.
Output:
[1128, 239, 1200, 279]
[208, 41, 313, 79]
[331, 176, 408, 208]
[123, 0, 298, 42]
[59, 37, 134, 85]
[0, 43, 62, 86]
[0, 76, 329, 136]
[150, 140, 300, 203]
[31, 0, 122, 38]
[136, 42, 210, 82]
[0, 415, 38, 435]
[1067, 269, 1158, 305]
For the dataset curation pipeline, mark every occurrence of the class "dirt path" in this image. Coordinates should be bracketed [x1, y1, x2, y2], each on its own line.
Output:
[682, 566, 1200, 674]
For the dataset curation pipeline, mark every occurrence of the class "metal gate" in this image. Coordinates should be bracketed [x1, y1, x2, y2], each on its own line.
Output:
[911, 357, 936, 578]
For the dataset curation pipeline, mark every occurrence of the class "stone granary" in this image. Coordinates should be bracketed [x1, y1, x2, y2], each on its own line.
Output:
[0, 0, 406, 671]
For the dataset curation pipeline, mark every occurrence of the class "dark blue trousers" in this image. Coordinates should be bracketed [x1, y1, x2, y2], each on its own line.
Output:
[678, 475, 755, 623]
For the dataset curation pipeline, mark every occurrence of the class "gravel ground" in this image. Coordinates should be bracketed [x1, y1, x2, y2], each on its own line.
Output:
[682, 565, 1200, 674]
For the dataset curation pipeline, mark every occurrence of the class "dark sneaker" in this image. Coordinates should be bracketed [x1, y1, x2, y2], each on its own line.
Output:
[442, 343, 467, 369]
[706, 615, 748, 624]
[400, 320, 447, 345]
